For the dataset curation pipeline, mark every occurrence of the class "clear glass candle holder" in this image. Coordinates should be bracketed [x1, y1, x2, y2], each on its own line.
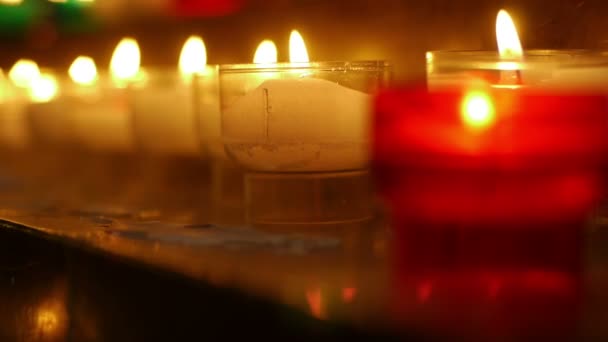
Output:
[27, 71, 98, 150]
[65, 74, 136, 154]
[220, 61, 391, 172]
[219, 61, 391, 226]
[426, 49, 600, 89]
[131, 66, 219, 158]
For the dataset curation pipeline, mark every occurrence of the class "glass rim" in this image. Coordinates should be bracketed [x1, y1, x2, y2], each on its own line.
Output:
[219, 60, 391, 74]
[426, 49, 608, 70]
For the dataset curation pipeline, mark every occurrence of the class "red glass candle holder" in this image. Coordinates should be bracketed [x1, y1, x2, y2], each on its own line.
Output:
[373, 84, 608, 339]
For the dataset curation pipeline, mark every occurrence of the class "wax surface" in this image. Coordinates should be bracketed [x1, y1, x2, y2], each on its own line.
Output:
[223, 78, 370, 172]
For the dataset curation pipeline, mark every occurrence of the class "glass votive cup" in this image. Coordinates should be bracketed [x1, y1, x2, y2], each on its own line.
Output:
[27, 70, 104, 151]
[373, 84, 608, 227]
[0, 70, 31, 151]
[426, 49, 599, 89]
[62, 73, 135, 154]
[373, 83, 608, 338]
[131, 67, 219, 158]
[219, 61, 391, 226]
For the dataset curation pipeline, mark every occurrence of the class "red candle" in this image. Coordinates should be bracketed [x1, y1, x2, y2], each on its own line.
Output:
[373, 85, 608, 226]
[373, 85, 608, 339]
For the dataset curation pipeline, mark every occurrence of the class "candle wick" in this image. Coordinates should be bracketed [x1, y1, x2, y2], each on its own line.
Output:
[499, 69, 522, 85]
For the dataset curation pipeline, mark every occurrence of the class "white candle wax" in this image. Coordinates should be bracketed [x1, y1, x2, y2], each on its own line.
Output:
[0, 83, 29, 149]
[27, 99, 69, 146]
[69, 87, 135, 153]
[131, 74, 200, 157]
[222, 78, 370, 172]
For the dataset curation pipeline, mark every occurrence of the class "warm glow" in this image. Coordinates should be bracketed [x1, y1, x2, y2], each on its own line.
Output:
[29, 73, 59, 103]
[69, 56, 98, 86]
[342, 287, 357, 303]
[461, 91, 495, 129]
[36, 309, 58, 333]
[110, 37, 141, 82]
[496, 9, 523, 59]
[9, 59, 40, 88]
[305, 288, 324, 319]
[289, 30, 309, 63]
[253, 40, 278, 64]
[0, 0, 23, 5]
[179, 35, 207, 77]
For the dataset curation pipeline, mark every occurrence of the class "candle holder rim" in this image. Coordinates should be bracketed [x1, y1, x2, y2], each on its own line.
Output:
[219, 60, 390, 73]
[426, 49, 592, 58]
[426, 49, 608, 71]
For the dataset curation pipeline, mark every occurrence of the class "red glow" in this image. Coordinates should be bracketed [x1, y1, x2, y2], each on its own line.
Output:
[416, 281, 433, 303]
[373, 85, 608, 225]
[172, 0, 245, 17]
[342, 287, 357, 303]
[305, 288, 324, 319]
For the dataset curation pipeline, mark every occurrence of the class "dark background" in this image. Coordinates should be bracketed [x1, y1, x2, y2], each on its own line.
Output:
[0, 0, 604, 80]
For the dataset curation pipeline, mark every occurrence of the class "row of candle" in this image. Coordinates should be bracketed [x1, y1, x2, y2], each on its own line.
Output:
[0, 10, 602, 165]
[1, 9, 608, 226]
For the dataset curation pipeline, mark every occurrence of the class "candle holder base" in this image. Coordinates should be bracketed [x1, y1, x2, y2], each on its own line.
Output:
[210, 159, 245, 225]
[244, 170, 374, 226]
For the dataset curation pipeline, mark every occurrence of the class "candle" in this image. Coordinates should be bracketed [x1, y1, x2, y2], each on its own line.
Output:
[28, 57, 97, 148]
[220, 31, 390, 225]
[373, 13, 608, 336]
[0, 63, 34, 150]
[69, 38, 140, 153]
[23, 63, 72, 151]
[427, 11, 593, 90]
[221, 31, 389, 172]
[131, 36, 217, 157]
[373, 85, 606, 340]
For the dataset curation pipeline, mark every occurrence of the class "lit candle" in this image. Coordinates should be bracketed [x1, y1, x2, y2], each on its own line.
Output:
[22, 61, 66, 149]
[220, 31, 389, 225]
[69, 38, 139, 153]
[28, 57, 98, 148]
[374, 84, 606, 337]
[0, 62, 36, 150]
[374, 16, 608, 324]
[221, 31, 389, 172]
[132, 35, 217, 157]
[427, 10, 586, 90]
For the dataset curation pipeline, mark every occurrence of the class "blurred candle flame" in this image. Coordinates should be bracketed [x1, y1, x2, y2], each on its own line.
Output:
[289, 30, 309, 63]
[179, 35, 207, 78]
[9, 59, 40, 88]
[253, 40, 277, 64]
[110, 38, 141, 83]
[69, 56, 98, 86]
[461, 91, 495, 130]
[0, 0, 23, 5]
[496, 10, 523, 59]
[305, 288, 324, 319]
[29, 73, 58, 103]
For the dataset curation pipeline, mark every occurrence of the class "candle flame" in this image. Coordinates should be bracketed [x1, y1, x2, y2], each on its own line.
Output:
[29, 73, 58, 103]
[69, 56, 98, 86]
[496, 10, 523, 59]
[461, 91, 495, 130]
[9, 59, 40, 88]
[289, 30, 309, 63]
[0, 0, 23, 5]
[110, 37, 141, 82]
[179, 35, 207, 77]
[253, 40, 278, 64]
